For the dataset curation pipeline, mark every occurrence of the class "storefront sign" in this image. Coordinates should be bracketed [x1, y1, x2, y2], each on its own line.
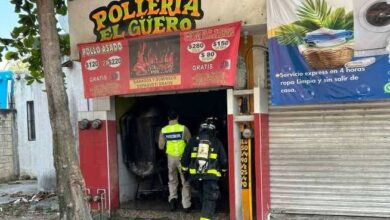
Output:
[90, 0, 204, 41]
[241, 138, 249, 189]
[267, 0, 390, 105]
[79, 22, 241, 98]
[69, 0, 265, 60]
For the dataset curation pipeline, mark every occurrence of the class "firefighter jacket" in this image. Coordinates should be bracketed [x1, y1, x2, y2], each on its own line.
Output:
[181, 131, 228, 181]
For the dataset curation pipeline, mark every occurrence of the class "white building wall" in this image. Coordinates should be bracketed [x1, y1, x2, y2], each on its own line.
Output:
[14, 76, 54, 190]
[64, 62, 90, 150]
[14, 62, 88, 191]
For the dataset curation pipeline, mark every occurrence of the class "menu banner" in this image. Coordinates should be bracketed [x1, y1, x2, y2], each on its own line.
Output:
[79, 22, 241, 98]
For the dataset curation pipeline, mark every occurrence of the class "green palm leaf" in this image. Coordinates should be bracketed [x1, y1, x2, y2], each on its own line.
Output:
[344, 11, 354, 30]
[322, 8, 346, 29]
[276, 23, 308, 45]
[275, 0, 353, 45]
[296, 0, 331, 27]
[295, 19, 321, 31]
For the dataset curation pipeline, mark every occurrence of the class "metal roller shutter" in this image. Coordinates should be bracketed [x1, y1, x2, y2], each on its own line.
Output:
[269, 101, 390, 217]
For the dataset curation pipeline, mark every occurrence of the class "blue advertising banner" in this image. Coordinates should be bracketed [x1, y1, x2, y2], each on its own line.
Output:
[0, 71, 13, 109]
[267, 0, 390, 105]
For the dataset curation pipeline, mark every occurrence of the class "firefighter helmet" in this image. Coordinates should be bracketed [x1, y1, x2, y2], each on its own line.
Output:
[200, 117, 217, 131]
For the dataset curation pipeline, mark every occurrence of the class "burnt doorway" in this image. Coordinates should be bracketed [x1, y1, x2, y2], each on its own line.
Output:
[117, 90, 229, 214]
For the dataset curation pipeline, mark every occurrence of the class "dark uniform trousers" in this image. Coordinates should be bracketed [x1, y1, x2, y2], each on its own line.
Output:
[191, 180, 220, 219]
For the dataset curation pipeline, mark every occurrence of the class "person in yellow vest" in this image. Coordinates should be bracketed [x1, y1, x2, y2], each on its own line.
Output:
[159, 110, 192, 212]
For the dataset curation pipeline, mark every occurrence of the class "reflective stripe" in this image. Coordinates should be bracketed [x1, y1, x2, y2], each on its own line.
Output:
[189, 169, 221, 176]
[181, 166, 189, 171]
[200, 217, 210, 220]
[207, 169, 221, 177]
[191, 153, 217, 159]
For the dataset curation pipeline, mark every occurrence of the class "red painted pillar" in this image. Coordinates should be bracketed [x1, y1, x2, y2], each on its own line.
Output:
[227, 114, 237, 220]
[227, 89, 243, 220]
[78, 111, 119, 211]
[254, 88, 270, 220]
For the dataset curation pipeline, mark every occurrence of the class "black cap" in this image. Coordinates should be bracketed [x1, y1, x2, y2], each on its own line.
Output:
[168, 110, 178, 120]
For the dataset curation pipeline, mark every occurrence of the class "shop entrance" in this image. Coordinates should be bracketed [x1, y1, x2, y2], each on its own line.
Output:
[116, 90, 229, 214]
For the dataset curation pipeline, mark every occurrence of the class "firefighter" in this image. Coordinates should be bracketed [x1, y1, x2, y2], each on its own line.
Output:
[181, 117, 228, 220]
[159, 110, 192, 212]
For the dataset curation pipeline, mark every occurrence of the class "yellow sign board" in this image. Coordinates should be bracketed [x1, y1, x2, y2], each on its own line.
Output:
[241, 138, 253, 220]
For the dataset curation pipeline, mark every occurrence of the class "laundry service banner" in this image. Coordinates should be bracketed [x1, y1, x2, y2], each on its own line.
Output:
[267, 0, 390, 105]
[79, 22, 240, 98]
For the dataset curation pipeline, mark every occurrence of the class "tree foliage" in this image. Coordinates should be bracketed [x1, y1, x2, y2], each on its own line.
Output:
[0, 0, 69, 83]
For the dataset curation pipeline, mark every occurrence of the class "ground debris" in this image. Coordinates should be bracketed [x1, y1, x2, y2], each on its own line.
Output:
[0, 191, 59, 219]
[29, 192, 56, 202]
[8, 191, 56, 203]
[13, 197, 28, 205]
[9, 191, 29, 198]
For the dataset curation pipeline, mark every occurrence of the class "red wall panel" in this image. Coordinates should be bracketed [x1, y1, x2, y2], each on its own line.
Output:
[107, 121, 119, 209]
[227, 114, 236, 220]
[79, 120, 119, 211]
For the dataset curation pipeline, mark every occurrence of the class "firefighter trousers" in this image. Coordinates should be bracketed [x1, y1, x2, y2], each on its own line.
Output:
[192, 179, 220, 220]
